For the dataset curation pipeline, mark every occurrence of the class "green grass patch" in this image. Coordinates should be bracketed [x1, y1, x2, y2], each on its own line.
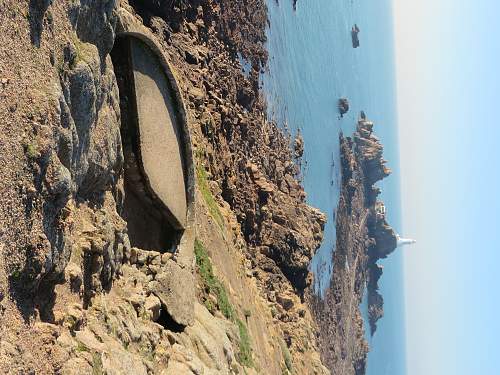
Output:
[237, 319, 254, 368]
[75, 341, 89, 353]
[194, 239, 234, 320]
[196, 162, 224, 229]
[203, 298, 216, 314]
[25, 143, 39, 159]
[279, 339, 293, 373]
[194, 239, 254, 368]
[91, 352, 103, 375]
[10, 269, 21, 280]
[70, 36, 94, 68]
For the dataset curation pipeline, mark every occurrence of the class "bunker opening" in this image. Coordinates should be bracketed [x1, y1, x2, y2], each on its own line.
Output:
[111, 35, 189, 253]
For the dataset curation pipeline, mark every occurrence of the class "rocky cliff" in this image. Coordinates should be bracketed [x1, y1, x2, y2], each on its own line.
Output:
[0, 0, 328, 374]
[311, 118, 399, 374]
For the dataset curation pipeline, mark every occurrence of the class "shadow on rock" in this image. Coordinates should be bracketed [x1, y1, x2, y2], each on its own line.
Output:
[29, 0, 52, 47]
[8, 264, 59, 324]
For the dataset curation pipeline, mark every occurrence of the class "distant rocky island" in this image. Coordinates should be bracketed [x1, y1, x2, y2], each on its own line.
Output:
[338, 98, 350, 117]
[311, 116, 400, 374]
[351, 24, 360, 48]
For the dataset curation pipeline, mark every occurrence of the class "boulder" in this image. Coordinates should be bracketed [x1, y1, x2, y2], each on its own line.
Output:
[144, 294, 162, 322]
[59, 358, 93, 375]
[276, 293, 294, 311]
[149, 261, 195, 326]
[338, 98, 350, 117]
[293, 133, 304, 159]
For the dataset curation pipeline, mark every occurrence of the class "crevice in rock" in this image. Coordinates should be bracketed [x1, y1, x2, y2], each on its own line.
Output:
[129, 0, 197, 32]
[28, 0, 51, 47]
[157, 307, 185, 333]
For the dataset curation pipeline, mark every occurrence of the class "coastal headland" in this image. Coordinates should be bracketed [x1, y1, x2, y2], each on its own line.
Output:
[310, 118, 400, 374]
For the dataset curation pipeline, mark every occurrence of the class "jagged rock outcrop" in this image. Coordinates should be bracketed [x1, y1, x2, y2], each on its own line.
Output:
[149, 260, 195, 327]
[351, 25, 360, 48]
[369, 218, 398, 259]
[293, 132, 304, 159]
[354, 120, 391, 186]
[311, 130, 370, 374]
[312, 116, 399, 374]
[367, 264, 383, 336]
[338, 98, 350, 117]
[352, 121, 398, 338]
[258, 192, 327, 290]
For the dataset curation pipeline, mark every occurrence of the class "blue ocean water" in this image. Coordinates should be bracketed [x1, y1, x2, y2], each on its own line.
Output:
[260, 0, 406, 374]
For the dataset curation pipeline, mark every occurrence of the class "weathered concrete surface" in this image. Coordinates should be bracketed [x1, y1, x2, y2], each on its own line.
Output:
[130, 38, 187, 230]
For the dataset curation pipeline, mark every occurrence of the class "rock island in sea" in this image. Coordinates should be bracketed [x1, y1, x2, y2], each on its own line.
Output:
[311, 116, 404, 374]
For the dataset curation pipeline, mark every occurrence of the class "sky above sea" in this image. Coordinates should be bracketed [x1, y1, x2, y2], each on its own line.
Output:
[394, 1, 500, 374]
[260, 0, 406, 374]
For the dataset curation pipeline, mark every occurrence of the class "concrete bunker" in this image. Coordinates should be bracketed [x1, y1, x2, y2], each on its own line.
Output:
[111, 34, 194, 253]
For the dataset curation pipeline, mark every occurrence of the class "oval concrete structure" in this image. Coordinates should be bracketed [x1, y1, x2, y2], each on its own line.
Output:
[129, 38, 187, 230]
[115, 8, 195, 268]
[114, 6, 196, 327]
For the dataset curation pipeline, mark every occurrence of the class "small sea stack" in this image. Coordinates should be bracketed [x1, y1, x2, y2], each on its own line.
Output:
[351, 24, 360, 48]
[338, 98, 350, 117]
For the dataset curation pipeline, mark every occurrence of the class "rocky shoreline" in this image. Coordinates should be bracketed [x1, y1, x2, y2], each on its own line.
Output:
[311, 118, 400, 374]
[0, 0, 328, 374]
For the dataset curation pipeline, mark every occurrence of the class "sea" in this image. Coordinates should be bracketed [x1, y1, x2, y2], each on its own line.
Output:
[258, 0, 407, 374]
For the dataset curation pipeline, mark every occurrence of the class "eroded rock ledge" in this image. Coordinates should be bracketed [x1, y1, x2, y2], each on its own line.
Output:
[311, 118, 399, 375]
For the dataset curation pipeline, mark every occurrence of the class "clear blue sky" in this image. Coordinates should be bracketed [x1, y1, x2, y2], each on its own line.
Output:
[393, 1, 500, 374]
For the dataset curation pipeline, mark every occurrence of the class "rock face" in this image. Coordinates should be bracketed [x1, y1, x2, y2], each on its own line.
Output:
[367, 264, 384, 336]
[311, 116, 399, 374]
[369, 218, 398, 259]
[338, 98, 350, 117]
[354, 120, 391, 187]
[257, 191, 327, 290]
[351, 25, 360, 48]
[0, 0, 329, 374]
[293, 132, 304, 159]
[9, 0, 126, 295]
